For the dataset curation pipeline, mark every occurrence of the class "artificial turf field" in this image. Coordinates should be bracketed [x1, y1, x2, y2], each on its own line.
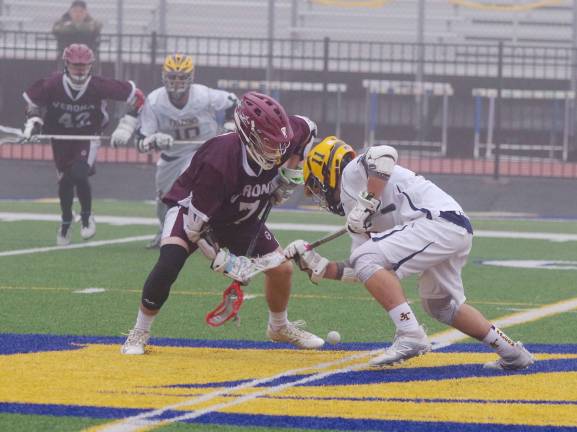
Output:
[1, 199, 576, 432]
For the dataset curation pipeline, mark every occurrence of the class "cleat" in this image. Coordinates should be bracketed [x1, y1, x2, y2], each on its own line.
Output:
[146, 232, 162, 249]
[56, 222, 72, 246]
[267, 320, 325, 349]
[483, 342, 535, 371]
[80, 215, 96, 240]
[121, 328, 150, 355]
[369, 329, 431, 367]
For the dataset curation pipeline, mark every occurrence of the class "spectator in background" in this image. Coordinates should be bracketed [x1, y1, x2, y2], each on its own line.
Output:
[52, 1, 102, 60]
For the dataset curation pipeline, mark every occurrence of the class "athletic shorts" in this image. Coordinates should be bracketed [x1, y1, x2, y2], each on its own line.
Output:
[162, 205, 280, 257]
[155, 152, 195, 198]
[353, 215, 472, 304]
[52, 139, 99, 174]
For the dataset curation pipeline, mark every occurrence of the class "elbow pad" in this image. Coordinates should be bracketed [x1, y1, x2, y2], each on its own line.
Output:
[363, 145, 398, 179]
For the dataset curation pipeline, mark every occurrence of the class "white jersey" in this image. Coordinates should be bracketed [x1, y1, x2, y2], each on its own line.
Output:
[139, 84, 236, 158]
[341, 155, 465, 250]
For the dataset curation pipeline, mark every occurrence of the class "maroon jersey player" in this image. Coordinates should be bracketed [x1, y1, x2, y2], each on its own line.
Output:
[22, 43, 144, 246]
[122, 92, 325, 354]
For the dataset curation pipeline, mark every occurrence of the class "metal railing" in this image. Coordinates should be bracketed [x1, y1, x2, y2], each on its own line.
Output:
[1, 30, 577, 178]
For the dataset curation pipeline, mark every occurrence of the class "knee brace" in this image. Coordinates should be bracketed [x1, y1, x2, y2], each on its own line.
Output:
[349, 242, 392, 284]
[141, 244, 188, 310]
[421, 297, 460, 325]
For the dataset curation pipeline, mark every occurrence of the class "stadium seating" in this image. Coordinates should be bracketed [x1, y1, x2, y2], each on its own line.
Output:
[0, 0, 573, 46]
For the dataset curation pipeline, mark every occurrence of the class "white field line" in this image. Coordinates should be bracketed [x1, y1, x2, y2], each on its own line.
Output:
[430, 296, 577, 349]
[2, 212, 577, 241]
[0, 235, 153, 257]
[92, 296, 577, 432]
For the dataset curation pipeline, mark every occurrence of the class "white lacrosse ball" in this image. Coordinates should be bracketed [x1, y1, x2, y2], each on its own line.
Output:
[326, 330, 341, 345]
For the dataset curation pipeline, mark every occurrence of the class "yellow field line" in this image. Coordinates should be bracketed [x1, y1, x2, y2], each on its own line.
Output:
[88, 295, 577, 432]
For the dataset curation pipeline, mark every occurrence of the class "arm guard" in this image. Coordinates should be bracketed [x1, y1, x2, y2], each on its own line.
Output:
[363, 145, 398, 179]
[335, 262, 359, 283]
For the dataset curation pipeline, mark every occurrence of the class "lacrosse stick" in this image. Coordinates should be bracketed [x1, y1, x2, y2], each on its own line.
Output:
[205, 200, 274, 327]
[241, 202, 397, 280]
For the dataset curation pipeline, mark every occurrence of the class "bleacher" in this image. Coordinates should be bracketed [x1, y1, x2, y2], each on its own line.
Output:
[0, 0, 573, 45]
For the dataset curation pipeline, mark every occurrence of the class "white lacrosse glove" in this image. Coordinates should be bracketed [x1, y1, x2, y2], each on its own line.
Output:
[137, 132, 174, 153]
[22, 116, 43, 141]
[347, 191, 381, 234]
[271, 167, 304, 206]
[110, 114, 138, 148]
[222, 121, 235, 132]
[211, 248, 255, 285]
[284, 239, 329, 284]
[183, 210, 218, 259]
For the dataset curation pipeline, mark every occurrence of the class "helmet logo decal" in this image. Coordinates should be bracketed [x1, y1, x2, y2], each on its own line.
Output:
[281, 127, 288, 139]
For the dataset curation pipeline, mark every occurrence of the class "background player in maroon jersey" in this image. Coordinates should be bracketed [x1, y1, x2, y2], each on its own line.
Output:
[22, 43, 144, 246]
[121, 92, 324, 354]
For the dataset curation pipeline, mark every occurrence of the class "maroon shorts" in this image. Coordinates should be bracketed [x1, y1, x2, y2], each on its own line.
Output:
[52, 140, 97, 173]
[163, 206, 279, 257]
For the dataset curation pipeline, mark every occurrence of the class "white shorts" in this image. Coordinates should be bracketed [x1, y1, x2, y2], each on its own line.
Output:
[155, 152, 195, 197]
[353, 217, 472, 304]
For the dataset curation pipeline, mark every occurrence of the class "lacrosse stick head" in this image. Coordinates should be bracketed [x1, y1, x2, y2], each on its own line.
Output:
[205, 281, 244, 327]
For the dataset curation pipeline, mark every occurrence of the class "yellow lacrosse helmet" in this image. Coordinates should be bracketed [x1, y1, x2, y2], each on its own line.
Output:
[304, 136, 356, 215]
[162, 53, 194, 99]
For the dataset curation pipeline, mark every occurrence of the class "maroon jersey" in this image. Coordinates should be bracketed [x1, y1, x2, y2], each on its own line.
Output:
[23, 72, 135, 135]
[164, 115, 314, 228]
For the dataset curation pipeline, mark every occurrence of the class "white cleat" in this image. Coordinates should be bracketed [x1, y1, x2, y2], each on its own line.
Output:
[267, 320, 325, 350]
[80, 216, 96, 240]
[483, 342, 535, 371]
[369, 329, 431, 367]
[56, 222, 72, 246]
[121, 328, 150, 355]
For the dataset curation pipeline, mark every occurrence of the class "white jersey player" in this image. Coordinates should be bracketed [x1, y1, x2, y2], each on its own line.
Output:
[111, 53, 238, 248]
[285, 136, 535, 370]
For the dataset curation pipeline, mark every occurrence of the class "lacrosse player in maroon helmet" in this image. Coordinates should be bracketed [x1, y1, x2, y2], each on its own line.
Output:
[22, 43, 144, 246]
[121, 91, 324, 354]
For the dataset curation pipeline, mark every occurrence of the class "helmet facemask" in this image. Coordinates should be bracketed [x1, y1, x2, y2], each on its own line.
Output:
[162, 70, 193, 101]
[305, 171, 344, 216]
[65, 62, 92, 90]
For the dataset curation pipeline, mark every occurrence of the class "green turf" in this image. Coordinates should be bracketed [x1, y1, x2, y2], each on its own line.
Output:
[1, 199, 576, 431]
[0, 413, 326, 432]
[0, 414, 102, 432]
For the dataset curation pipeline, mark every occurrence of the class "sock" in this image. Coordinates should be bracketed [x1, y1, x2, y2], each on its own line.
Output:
[58, 176, 74, 223]
[59, 221, 72, 237]
[268, 310, 289, 331]
[134, 309, 155, 332]
[75, 177, 92, 223]
[388, 302, 422, 335]
[80, 211, 91, 227]
[482, 325, 517, 358]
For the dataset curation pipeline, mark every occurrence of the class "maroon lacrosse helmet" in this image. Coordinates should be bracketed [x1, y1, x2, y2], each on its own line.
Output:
[234, 91, 294, 170]
[62, 43, 95, 90]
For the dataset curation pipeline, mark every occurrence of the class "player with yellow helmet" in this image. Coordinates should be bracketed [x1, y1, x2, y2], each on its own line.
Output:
[287, 137, 535, 371]
[110, 53, 238, 248]
[162, 53, 195, 102]
[303, 136, 356, 216]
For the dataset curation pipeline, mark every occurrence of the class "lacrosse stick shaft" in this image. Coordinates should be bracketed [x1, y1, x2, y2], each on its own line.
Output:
[307, 227, 348, 249]
[246, 200, 273, 257]
[172, 140, 204, 146]
[34, 134, 110, 141]
[244, 226, 348, 280]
